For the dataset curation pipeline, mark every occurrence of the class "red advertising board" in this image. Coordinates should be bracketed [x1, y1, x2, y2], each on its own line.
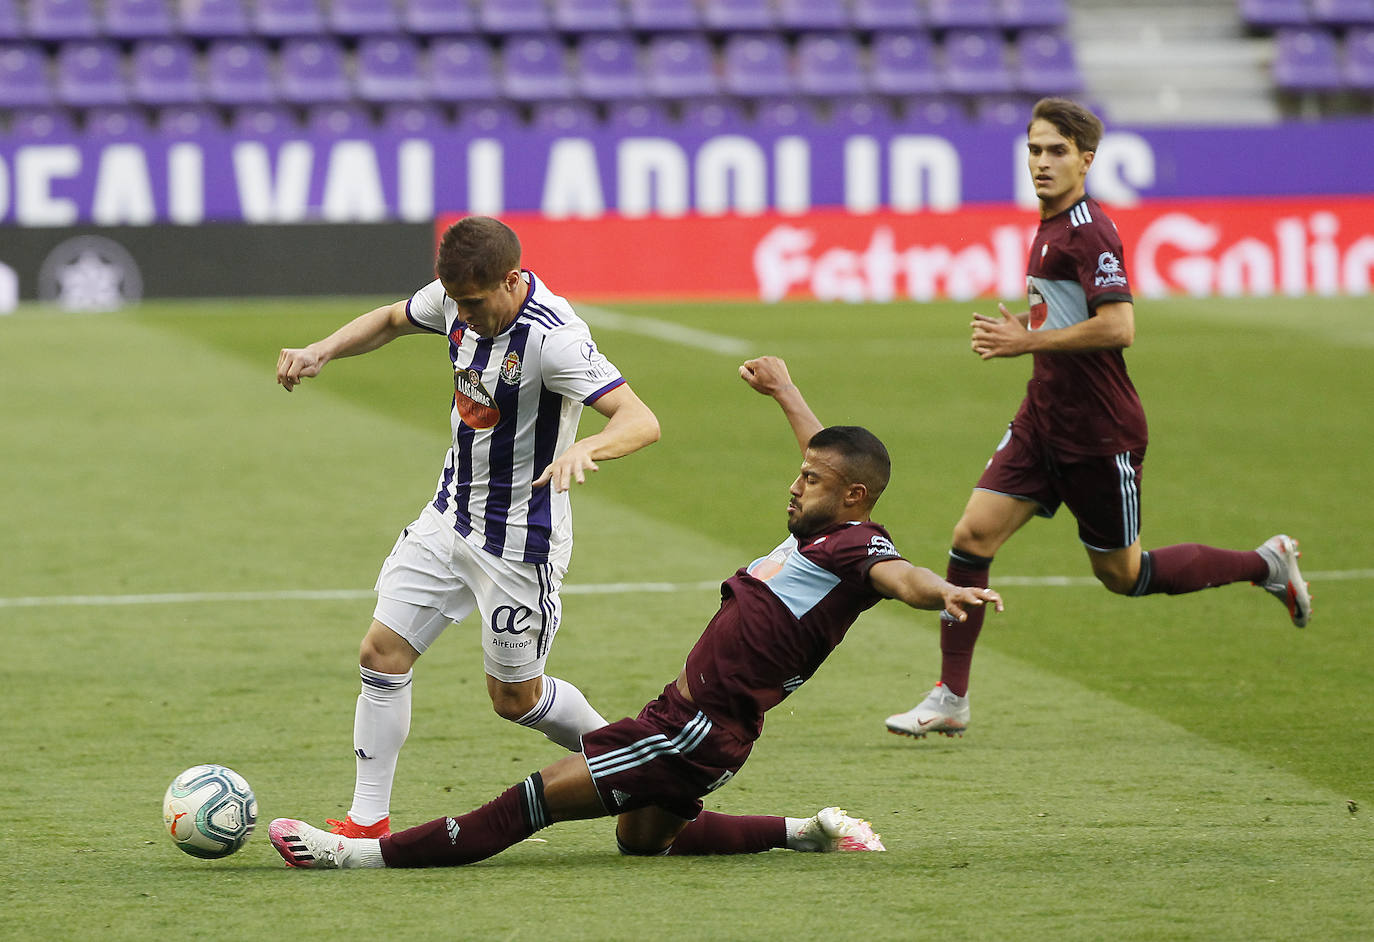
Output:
[439, 195, 1374, 302]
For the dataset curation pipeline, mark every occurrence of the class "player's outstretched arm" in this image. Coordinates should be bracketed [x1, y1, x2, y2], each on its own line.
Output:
[739, 356, 824, 456]
[533, 383, 661, 492]
[277, 299, 420, 391]
[868, 559, 1004, 622]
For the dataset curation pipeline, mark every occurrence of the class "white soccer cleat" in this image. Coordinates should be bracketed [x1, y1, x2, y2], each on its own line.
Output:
[1255, 534, 1312, 628]
[884, 682, 970, 738]
[270, 818, 366, 869]
[793, 807, 886, 853]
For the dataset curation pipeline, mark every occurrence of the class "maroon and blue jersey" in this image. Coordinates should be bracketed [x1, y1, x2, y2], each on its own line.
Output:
[682, 520, 904, 742]
[1019, 196, 1148, 456]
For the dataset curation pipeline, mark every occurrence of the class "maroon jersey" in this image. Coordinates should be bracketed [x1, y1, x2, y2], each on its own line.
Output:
[1020, 196, 1148, 456]
[683, 520, 903, 742]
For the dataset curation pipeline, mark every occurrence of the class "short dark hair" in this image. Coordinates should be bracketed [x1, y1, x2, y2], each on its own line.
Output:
[435, 216, 522, 288]
[807, 425, 891, 503]
[1029, 98, 1104, 154]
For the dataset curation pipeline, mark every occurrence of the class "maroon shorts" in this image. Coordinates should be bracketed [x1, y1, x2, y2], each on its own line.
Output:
[581, 682, 753, 821]
[977, 421, 1145, 552]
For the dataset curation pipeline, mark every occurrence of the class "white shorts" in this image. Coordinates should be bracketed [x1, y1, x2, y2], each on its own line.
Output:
[373, 506, 567, 683]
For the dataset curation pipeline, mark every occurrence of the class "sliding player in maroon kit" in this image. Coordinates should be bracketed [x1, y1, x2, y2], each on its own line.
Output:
[267, 358, 1003, 869]
[884, 98, 1312, 740]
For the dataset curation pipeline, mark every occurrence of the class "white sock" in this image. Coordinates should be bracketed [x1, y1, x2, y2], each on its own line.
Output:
[784, 817, 814, 851]
[515, 675, 607, 751]
[348, 666, 412, 826]
[349, 838, 386, 868]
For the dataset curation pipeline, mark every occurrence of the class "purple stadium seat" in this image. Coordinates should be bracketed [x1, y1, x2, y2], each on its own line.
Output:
[454, 100, 522, 133]
[701, 0, 774, 31]
[403, 0, 477, 33]
[552, 0, 626, 32]
[605, 97, 672, 129]
[478, 0, 552, 34]
[132, 39, 202, 105]
[971, 92, 1033, 126]
[0, 0, 22, 40]
[9, 107, 79, 138]
[776, 0, 850, 31]
[178, 0, 252, 37]
[381, 100, 450, 132]
[501, 33, 575, 100]
[429, 36, 501, 102]
[229, 104, 300, 134]
[279, 36, 351, 104]
[254, 0, 325, 38]
[576, 32, 644, 99]
[870, 30, 942, 96]
[944, 28, 1015, 95]
[329, 0, 401, 34]
[626, 0, 701, 31]
[0, 43, 55, 107]
[828, 95, 895, 129]
[1345, 25, 1374, 89]
[999, 0, 1069, 29]
[927, 0, 998, 30]
[900, 94, 965, 127]
[103, 0, 175, 39]
[205, 38, 276, 105]
[83, 105, 152, 136]
[1238, 0, 1310, 30]
[679, 96, 748, 130]
[56, 40, 128, 107]
[1014, 27, 1083, 95]
[1272, 26, 1343, 90]
[645, 33, 718, 98]
[154, 104, 225, 135]
[1309, 0, 1374, 26]
[356, 34, 426, 102]
[796, 32, 866, 96]
[27, 0, 99, 40]
[755, 97, 813, 130]
[305, 102, 374, 134]
[721, 33, 793, 97]
[851, 0, 923, 30]
[530, 98, 599, 132]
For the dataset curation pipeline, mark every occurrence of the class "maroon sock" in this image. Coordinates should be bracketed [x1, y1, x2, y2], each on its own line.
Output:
[379, 773, 549, 868]
[1132, 544, 1268, 596]
[939, 549, 992, 698]
[666, 811, 787, 855]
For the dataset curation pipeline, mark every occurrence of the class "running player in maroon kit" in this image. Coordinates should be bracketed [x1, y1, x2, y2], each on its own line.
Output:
[267, 358, 1004, 869]
[884, 98, 1312, 740]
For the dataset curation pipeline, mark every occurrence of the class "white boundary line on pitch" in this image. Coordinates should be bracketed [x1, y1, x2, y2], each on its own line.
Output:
[2, 570, 1370, 610]
[578, 305, 751, 356]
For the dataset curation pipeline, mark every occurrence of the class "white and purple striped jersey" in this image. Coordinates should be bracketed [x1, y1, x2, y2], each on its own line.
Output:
[405, 270, 625, 566]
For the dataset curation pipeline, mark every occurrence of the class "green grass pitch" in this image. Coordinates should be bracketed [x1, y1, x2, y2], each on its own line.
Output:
[1, 294, 1370, 941]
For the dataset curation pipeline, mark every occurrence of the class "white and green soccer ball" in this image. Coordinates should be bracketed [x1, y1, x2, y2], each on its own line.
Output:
[162, 764, 257, 859]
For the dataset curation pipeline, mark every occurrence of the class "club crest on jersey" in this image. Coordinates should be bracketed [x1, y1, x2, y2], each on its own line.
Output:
[499, 350, 522, 385]
[454, 367, 500, 430]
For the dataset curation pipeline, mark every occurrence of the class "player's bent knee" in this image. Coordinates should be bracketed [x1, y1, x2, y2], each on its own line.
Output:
[1094, 568, 1137, 596]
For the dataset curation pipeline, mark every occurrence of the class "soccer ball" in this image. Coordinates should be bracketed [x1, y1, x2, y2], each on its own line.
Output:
[162, 764, 258, 859]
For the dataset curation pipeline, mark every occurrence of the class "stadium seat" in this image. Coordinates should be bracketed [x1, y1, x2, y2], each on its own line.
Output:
[154, 104, 225, 135]
[1345, 25, 1374, 89]
[605, 97, 673, 130]
[429, 35, 501, 102]
[1309, 0, 1374, 27]
[478, 0, 553, 34]
[701, 0, 775, 31]
[254, 0, 326, 38]
[355, 34, 426, 102]
[944, 28, 1016, 95]
[83, 105, 152, 136]
[205, 38, 276, 105]
[721, 33, 793, 97]
[645, 33, 718, 98]
[776, 0, 850, 31]
[828, 95, 896, 129]
[899, 94, 965, 126]
[552, 0, 627, 33]
[927, 0, 999, 30]
[870, 30, 942, 96]
[1014, 27, 1084, 95]
[999, 0, 1069, 29]
[575, 32, 644, 99]
[178, 0, 252, 38]
[796, 32, 866, 96]
[329, 0, 401, 34]
[454, 99, 522, 132]
[28, 0, 101, 39]
[8, 107, 79, 138]
[55, 40, 128, 107]
[755, 96, 811, 129]
[680, 96, 749, 130]
[530, 98, 600, 131]
[0, 43, 56, 108]
[501, 33, 576, 101]
[971, 92, 1034, 125]
[1238, 0, 1310, 30]
[305, 101, 375, 134]
[1272, 26, 1344, 91]
[626, 0, 701, 31]
[0, 0, 22, 41]
[132, 39, 202, 105]
[229, 103, 301, 134]
[851, 0, 923, 30]
[278, 36, 351, 105]
[402, 0, 477, 34]
[380, 100, 450, 132]
[103, 0, 176, 40]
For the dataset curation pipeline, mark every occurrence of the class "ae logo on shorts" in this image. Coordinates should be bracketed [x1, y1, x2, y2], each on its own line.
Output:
[491, 605, 534, 634]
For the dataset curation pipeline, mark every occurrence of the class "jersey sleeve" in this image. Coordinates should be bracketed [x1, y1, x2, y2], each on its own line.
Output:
[405, 280, 450, 335]
[1073, 221, 1133, 310]
[811, 524, 906, 587]
[540, 320, 627, 405]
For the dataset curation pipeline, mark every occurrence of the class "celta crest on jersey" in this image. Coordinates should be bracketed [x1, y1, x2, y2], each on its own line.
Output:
[454, 366, 500, 429]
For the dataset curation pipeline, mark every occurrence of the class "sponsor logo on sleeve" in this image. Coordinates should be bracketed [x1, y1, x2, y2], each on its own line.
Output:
[1094, 251, 1128, 287]
[867, 535, 898, 558]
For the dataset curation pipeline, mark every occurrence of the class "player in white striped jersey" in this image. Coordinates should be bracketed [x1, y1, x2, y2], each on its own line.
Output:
[276, 217, 660, 838]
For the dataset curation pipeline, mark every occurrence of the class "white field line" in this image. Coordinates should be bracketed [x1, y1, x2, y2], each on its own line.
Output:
[579, 305, 752, 356]
[2, 570, 1369, 610]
